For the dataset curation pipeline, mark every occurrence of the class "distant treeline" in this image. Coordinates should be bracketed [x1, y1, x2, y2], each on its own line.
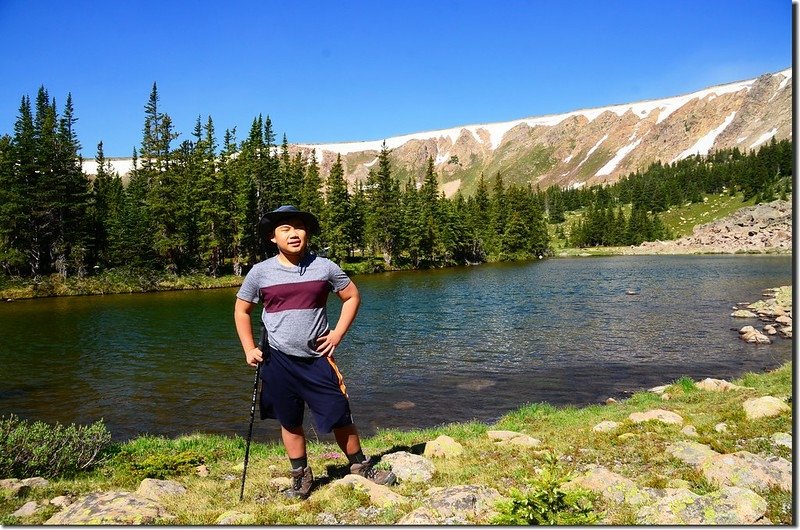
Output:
[0, 84, 792, 279]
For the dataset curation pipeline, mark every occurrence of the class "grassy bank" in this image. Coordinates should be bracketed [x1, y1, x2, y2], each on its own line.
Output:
[0, 269, 243, 300]
[1, 362, 792, 525]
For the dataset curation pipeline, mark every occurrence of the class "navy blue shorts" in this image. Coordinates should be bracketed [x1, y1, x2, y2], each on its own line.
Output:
[259, 347, 353, 433]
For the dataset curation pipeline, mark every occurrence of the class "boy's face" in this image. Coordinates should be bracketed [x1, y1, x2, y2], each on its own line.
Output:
[270, 217, 308, 257]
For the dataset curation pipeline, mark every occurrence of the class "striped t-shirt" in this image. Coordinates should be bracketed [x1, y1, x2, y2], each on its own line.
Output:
[236, 253, 351, 358]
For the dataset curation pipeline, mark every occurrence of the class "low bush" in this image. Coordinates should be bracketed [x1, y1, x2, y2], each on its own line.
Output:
[491, 453, 601, 525]
[0, 414, 112, 478]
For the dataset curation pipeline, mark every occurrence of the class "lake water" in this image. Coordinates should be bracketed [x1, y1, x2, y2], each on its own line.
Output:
[0, 255, 792, 442]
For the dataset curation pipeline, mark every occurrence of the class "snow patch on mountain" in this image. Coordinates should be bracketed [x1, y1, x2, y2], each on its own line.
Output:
[596, 138, 642, 177]
[749, 128, 778, 149]
[673, 112, 737, 162]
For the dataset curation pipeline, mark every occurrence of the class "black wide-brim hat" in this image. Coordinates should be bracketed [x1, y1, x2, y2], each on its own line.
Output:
[258, 205, 320, 240]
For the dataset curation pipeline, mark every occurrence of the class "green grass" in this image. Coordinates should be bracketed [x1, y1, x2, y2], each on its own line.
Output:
[549, 190, 761, 255]
[659, 192, 757, 238]
[2, 361, 791, 524]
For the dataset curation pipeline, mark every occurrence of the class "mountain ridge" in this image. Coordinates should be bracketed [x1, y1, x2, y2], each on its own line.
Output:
[83, 67, 792, 196]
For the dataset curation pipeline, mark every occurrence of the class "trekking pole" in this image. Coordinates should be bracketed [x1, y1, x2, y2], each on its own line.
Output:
[239, 361, 260, 502]
[240, 325, 267, 502]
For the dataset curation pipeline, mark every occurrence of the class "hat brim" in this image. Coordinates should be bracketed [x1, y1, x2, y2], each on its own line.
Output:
[258, 211, 320, 239]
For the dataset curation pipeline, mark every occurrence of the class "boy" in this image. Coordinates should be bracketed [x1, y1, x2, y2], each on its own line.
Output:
[234, 205, 396, 499]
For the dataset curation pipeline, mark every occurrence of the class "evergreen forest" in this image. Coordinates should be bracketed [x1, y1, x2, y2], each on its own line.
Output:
[0, 84, 793, 283]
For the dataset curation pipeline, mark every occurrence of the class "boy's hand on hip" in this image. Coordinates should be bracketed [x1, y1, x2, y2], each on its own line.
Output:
[315, 330, 343, 356]
[245, 347, 263, 367]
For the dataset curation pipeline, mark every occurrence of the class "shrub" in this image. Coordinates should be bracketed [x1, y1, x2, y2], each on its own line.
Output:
[492, 454, 601, 525]
[0, 414, 112, 478]
[124, 450, 205, 479]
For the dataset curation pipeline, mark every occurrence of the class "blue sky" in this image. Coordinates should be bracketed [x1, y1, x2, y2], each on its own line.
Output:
[0, 0, 792, 158]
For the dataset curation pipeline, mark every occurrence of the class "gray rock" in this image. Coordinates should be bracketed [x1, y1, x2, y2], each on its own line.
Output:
[592, 420, 620, 433]
[423, 435, 464, 458]
[563, 465, 652, 507]
[12, 501, 39, 517]
[628, 409, 683, 425]
[699, 451, 792, 491]
[398, 507, 441, 525]
[0, 478, 30, 498]
[771, 432, 792, 449]
[680, 425, 699, 437]
[135, 478, 187, 500]
[44, 491, 166, 525]
[381, 451, 435, 483]
[316, 512, 339, 525]
[695, 378, 748, 392]
[215, 510, 255, 525]
[49, 495, 75, 508]
[743, 396, 791, 420]
[731, 309, 758, 318]
[327, 474, 406, 507]
[20, 477, 49, 488]
[422, 484, 502, 523]
[666, 441, 719, 466]
[637, 486, 767, 524]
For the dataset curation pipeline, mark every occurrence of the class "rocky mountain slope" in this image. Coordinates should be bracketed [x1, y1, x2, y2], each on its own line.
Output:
[83, 68, 792, 197]
[632, 200, 792, 255]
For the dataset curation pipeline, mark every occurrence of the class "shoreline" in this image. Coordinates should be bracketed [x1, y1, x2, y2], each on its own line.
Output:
[1, 247, 791, 301]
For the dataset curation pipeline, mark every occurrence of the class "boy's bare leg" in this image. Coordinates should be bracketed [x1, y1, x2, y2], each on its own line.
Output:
[281, 425, 307, 459]
[332, 424, 362, 455]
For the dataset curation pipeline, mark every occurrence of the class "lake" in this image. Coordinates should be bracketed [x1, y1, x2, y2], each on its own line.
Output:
[0, 255, 792, 442]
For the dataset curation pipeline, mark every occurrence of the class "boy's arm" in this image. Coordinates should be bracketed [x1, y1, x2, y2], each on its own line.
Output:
[315, 280, 361, 356]
[234, 298, 264, 367]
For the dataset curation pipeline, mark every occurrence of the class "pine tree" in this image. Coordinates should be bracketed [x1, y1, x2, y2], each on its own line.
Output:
[324, 154, 350, 264]
[365, 141, 401, 266]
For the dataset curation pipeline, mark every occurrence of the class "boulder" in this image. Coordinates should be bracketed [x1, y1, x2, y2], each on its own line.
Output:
[636, 486, 768, 524]
[328, 474, 407, 507]
[731, 309, 758, 318]
[666, 441, 719, 466]
[628, 409, 683, 425]
[648, 384, 670, 395]
[743, 396, 791, 420]
[592, 420, 620, 433]
[563, 466, 652, 507]
[20, 477, 49, 488]
[422, 485, 502, 523]
[44, 491, 166, 525]
[398, 507, 441, 525]
[486, 430, 522, 441]
[49, 495, 75, 508]
[0, 479, 30, 498]
[699, 451, 792, 491]
[771, 432, 792, 449]
[680, 425, 699, 437]
[775, 315, 792, 326]
[423, 435, 463, 458]
[12, 501, 39, 517]
[214, 510, 255, 525]
[135, 478, 187, 500]
[695, 378, 747, 392]
[739, 326, 772, 344]
[381, 451, 435, 483]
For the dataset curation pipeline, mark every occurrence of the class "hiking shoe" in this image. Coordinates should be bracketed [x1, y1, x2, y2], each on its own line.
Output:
[284, 466, 314, 499]
[349, 457, 396, 486]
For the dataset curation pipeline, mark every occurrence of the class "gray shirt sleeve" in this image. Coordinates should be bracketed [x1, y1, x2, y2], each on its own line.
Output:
[327, 260, 351, 292]
[236, 264, 262, 304]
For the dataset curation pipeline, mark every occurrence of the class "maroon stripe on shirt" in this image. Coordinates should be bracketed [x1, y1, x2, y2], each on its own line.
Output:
[260, 280, 330, 313]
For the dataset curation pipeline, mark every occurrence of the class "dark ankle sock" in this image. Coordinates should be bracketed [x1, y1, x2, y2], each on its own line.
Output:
[346, 450, 367, 465]
[290, 455, 308, 470]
